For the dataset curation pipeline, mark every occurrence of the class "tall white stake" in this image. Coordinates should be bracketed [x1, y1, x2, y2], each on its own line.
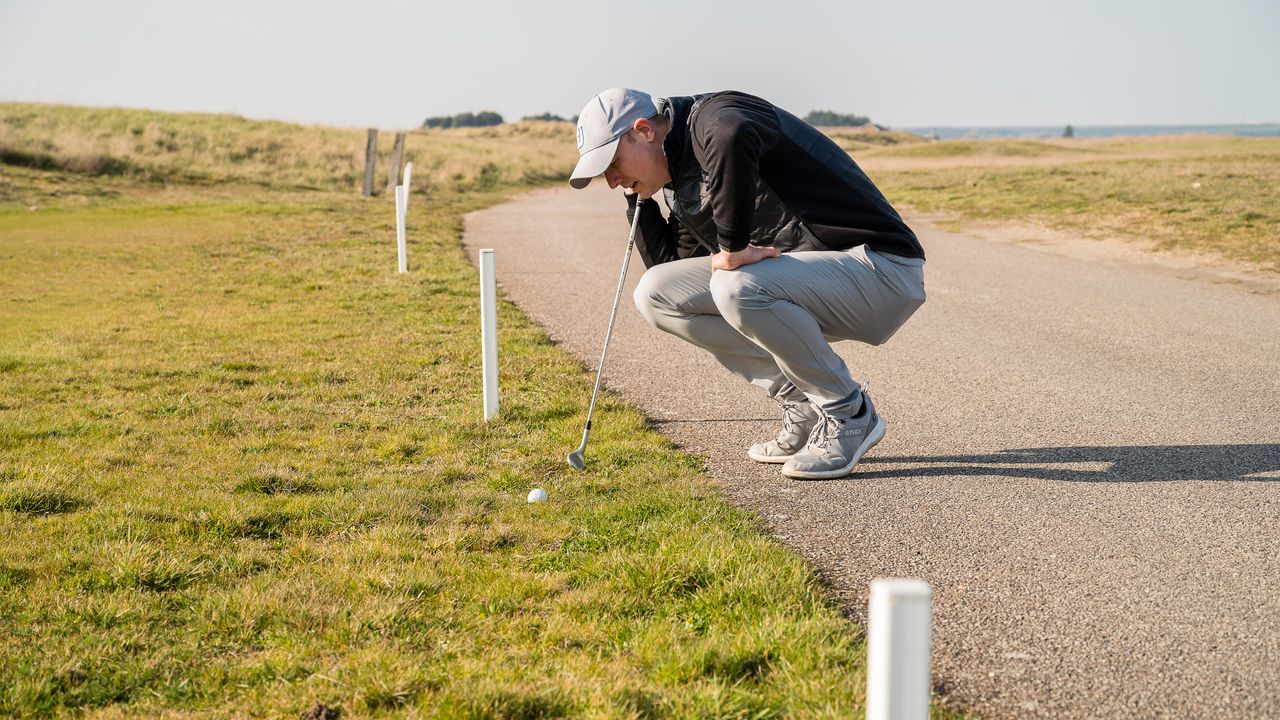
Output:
[395, 185, 407, 273]
[402, 161, 413, 206]
[867, 578, 933, 720]
[479, 249, 499, 420]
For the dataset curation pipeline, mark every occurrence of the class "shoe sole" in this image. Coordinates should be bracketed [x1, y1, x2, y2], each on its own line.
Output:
[781, 416, 886, 480]
[748, 449, 795, 464]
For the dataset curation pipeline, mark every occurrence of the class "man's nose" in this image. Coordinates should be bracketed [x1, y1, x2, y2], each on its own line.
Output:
[604, 170, 621, 189]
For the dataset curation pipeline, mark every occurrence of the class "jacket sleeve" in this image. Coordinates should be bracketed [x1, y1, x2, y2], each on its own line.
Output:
[626, 193, 708, 268]
[688, 93, 782, 253]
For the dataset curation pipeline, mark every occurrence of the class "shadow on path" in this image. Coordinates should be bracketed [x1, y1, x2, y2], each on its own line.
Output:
[865, 444, 1280, 483]
[650, 417, 775, 425]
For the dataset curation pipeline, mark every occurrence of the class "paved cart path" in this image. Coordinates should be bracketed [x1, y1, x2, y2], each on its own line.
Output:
[463, 184, 1280, 719]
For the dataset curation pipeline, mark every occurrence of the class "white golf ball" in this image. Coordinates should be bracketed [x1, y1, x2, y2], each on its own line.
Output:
[527, 488, 548, 504]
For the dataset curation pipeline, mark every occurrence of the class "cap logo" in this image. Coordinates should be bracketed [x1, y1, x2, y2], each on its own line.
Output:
[576, 126, 585, 150]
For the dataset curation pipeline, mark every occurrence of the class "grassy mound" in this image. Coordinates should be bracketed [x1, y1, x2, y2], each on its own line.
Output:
[866, 138, 1097, 158]
[0, 102, 573, 198]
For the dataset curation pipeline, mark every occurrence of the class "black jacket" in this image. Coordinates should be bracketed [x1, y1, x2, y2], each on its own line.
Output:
[626, 91, 924, 269]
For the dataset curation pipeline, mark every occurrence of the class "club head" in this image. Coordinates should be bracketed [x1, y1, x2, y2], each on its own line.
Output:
[567, 450, 585, 471]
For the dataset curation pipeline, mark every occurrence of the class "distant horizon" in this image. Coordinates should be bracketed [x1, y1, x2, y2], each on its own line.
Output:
[906, 123, 1280, 140]
[2, 97, 1276, 136]
[905, 121, 1280, 129]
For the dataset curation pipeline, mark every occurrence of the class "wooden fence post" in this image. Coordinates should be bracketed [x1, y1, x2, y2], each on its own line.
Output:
[362, 129, 378, 196]
[386, 133, 406, 194]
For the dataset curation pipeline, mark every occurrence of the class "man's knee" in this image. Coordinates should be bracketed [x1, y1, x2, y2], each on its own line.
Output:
[632, 267, 669, 328]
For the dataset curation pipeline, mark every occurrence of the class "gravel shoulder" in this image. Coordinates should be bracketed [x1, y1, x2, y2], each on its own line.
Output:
[463, 184, 1280, 719]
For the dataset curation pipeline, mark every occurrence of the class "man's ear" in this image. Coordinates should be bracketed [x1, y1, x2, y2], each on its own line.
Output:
[633, 117, 657, 142]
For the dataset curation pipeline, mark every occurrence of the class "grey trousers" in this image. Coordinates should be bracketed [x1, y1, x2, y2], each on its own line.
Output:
[632, 247, 926, 417]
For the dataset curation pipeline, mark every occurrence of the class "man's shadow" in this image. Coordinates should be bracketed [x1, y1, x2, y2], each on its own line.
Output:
[862, 444, 1280, 483]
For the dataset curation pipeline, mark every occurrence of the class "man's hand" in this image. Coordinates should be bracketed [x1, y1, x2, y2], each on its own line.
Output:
[711, 245, 781, 272]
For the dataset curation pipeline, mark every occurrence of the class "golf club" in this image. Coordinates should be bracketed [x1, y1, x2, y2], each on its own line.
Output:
[568, 197, 645, 471]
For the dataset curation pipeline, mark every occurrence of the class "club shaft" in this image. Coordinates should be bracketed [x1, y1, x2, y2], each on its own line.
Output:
[581, 199, 644, 441]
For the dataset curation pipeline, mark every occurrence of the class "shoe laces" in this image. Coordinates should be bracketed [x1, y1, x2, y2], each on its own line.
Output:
[810, 412, 843, 448]
[810, 382, 871, 448]
[781, 399, 807, 419]
[779, 399, 813, 431]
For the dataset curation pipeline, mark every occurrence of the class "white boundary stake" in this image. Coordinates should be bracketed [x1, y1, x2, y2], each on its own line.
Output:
[395, 185, 408, 273]
[402, 161, 413, 205]
[479, 249, 499, 420]
[868, 578, 933, 720]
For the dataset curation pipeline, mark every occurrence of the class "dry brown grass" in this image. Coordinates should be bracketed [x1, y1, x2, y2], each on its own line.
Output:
[857, 135, 1280, 272]
[820, 127, 929, 153]
[0, 102, 577, 203]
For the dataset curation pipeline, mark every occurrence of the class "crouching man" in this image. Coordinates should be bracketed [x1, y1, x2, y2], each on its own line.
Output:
[568, 88, 925, 479]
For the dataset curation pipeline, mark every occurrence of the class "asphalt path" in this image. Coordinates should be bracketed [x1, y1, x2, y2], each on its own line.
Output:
[462, 184, 1280, 719]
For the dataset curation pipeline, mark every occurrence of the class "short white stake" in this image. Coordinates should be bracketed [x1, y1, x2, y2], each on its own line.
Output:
[868, 578, 933, 720]
[395, 185, 407, 273]
[402, 161, 413, 206]
[479, 249, 499, 420]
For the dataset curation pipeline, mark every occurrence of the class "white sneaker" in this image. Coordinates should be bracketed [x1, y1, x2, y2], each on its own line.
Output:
[781, 395, 885, 480]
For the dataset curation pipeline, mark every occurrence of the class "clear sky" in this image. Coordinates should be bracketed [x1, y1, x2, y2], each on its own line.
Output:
[2, 0, 1277, 130]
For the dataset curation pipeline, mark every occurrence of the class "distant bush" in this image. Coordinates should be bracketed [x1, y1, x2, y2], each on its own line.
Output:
[522, 113, 567, 122]
[804, 110, 872, 127]
[422, 111, 504, 129]
[0, 146, 134, 176]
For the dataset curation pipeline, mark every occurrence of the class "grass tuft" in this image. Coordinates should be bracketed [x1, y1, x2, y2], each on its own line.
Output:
[234, 470, 324, 495]
[0, 488, 88, 515]
[462, 689, 577, 720]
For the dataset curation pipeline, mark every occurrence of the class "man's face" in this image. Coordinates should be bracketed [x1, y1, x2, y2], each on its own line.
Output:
[602, 119, 670, 199]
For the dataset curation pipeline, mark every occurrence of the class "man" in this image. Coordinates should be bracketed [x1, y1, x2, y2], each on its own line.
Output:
[569, 88, 925, 480]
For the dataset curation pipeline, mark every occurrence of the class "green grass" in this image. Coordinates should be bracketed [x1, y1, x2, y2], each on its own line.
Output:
[863, 136, 1280, 271]
[0, 105, 966, 718]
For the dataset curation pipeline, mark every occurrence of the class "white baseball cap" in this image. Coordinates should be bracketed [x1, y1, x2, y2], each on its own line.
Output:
[569, 87, 658, 189]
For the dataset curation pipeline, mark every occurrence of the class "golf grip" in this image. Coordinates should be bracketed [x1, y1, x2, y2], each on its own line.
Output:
[581, 198, 645, 440]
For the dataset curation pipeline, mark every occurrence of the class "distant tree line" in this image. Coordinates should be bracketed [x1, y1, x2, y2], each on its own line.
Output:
[422, 109, 880, 129]
[422, 111, 504, 129]
[804, 110, 872, 127]
[803, 110, 872, 127]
